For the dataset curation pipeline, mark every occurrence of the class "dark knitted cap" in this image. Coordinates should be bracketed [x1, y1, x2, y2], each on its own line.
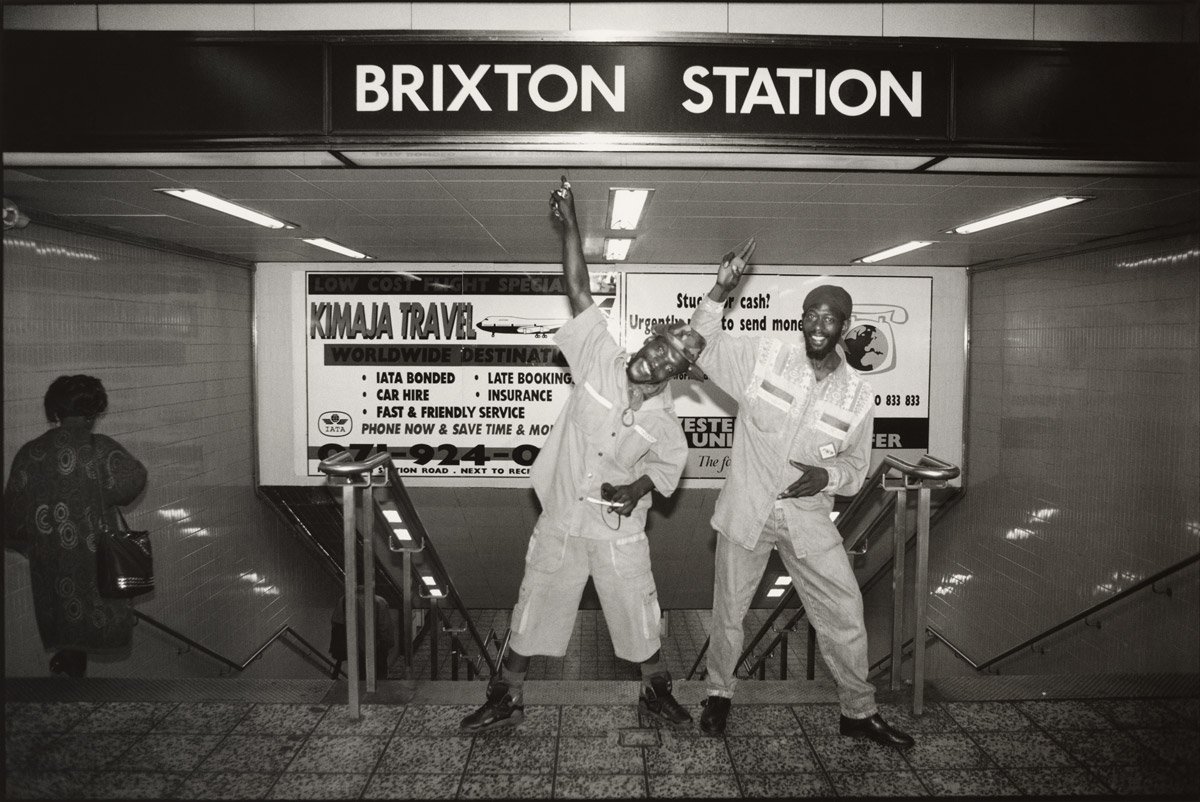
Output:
[802, 284, 853, 321]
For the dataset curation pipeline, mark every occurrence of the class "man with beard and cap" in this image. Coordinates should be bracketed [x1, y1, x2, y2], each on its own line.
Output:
[461, 178, 702, 733]
[686, 242, 914, 749]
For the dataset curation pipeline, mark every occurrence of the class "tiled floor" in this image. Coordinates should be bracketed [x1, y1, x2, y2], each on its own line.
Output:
[5, 677, 1198, 799]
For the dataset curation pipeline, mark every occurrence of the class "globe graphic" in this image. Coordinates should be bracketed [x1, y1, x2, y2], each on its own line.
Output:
[844, 324, 889, 372]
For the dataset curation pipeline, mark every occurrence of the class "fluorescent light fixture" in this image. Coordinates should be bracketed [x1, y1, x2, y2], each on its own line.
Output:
[421, 575, 438, 586]
[773, 576, 791, 586]
[855, 240, 934, 264]
[156, 188, 295, 229]
[951, 196, 1090, 234]
[604, 238, 633, 261]
[829, 511, 841, 521]
[766, 588, 786, 598]
[608, 188, 653, 230]
[303, 238, 371, 259]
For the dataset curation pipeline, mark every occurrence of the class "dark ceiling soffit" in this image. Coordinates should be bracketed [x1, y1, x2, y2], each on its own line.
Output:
[22, 207, 255, 271]
[4, 33, 1196, 162]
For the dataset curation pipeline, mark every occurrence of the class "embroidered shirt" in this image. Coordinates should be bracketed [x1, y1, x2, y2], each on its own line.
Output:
[531, 303, 688, 540]
[691, 296, 875, 552]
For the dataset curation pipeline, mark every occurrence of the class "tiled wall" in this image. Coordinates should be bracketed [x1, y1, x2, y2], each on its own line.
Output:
[914, 233, 1199, 675]
[4, 1, 1197, 42]
[3, 224, 341, 679]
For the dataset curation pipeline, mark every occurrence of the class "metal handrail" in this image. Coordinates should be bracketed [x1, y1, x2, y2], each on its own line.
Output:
[690, 453, 961, 682]
[739, 492, 967, 681]
[318, 449, 392, 478]
[686, 461, 890, 681]
[133, 610, 344, 677]
[882, 453, 960, 483]
[383, 464, 498, 678]
[867, 551, 1200, 676]
[952, 551, 1200, 672]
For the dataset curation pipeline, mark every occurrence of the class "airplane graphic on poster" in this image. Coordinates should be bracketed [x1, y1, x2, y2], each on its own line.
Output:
[476, 297, 613, 337]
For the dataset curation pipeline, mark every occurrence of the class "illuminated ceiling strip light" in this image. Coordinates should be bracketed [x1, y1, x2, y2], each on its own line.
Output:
[773, 576, 791, 586]
[765, 588, 786, 598]
[856, 240, 934, 264]
[421, 575, 438, 586]
[604, 238, 633, 261]
[951, 196, 1090, 234]
[303, 238, 372, 259]
[608, 188, 653, 230]
[156, 188, 294, 229]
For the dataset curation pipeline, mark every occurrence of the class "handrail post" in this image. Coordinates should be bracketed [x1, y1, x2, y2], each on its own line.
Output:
[806, 623, 816, 681]
[913, 482, 932, 714]
[429, 597, 440, 680]
[881, 453, 959, 714]
[340, 482, 360, 718]
[888, 476, 908, 692]
[362, 485, 377, 694]
[319, 449, 391, 719]
[778, 627, 789, 680]
[402, 551, 414, 679]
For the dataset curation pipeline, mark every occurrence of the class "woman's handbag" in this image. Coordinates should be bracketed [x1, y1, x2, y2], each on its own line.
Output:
[97, 510, 154, 598]
[96, 475, 154, 599]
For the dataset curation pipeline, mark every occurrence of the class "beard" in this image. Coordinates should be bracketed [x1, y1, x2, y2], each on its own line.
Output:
[804, 336, 838, 360]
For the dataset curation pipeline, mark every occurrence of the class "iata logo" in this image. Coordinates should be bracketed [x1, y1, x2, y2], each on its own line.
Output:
[844, 305, 907, 374]
[318, 411, 353, 436]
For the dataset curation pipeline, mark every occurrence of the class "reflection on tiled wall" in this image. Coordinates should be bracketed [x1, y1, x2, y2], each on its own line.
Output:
[925, 233, 1199, 674]
[3, 224, 340, 678]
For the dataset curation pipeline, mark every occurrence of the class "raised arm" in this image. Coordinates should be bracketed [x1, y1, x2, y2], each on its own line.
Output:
[549, 177, 593, 317]
[707, 238, 756, 303]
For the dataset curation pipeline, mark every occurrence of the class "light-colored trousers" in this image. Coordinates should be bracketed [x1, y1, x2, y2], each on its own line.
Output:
[706, 506, 878, 718]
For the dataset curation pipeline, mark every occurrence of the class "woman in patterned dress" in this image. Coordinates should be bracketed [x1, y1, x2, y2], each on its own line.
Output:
[4, 375, 148, 677]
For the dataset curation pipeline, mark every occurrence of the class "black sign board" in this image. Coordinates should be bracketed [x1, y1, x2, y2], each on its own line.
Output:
[330, 42, 948, 140]
[3, 32, 1196, 160]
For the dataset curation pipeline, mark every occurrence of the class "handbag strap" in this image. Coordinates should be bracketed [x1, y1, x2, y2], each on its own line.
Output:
[91, 434, 129, 530]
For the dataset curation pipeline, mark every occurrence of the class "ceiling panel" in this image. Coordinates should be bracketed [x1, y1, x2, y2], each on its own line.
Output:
[3, 163, 1196, 269]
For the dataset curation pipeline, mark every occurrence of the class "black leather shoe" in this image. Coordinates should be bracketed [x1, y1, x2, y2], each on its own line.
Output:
[839, 713, 915, 749]
[699, 696, 731, 736]
[460, 679, 525, 732]
[639, 676, 692, 727]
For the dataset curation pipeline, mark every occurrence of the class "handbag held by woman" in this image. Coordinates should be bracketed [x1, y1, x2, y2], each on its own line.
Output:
[97, 509, 154, 598]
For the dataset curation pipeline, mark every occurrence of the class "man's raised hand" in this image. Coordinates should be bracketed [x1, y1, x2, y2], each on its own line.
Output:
[716, 237, 757, 294]
[549, 176, 576, 225]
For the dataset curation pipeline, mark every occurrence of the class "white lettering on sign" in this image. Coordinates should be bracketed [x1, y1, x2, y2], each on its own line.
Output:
[681, 66, 921, 117]
[355, 64, 626, 113]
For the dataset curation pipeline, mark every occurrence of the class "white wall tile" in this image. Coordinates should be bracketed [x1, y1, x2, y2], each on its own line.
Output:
[255, 2, 412, 31]
[2, 224, 341, 679]
[730, 3, 883, 37]
[884, 3, 1034, 40]
[413, 2, 570, 31]
[3, 4, 98, 30]
[99, 3, 255, 31]
[927, 232, 1200, 675]
[569, 2, 728, 33]
[1034, 3, 1187, 42]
